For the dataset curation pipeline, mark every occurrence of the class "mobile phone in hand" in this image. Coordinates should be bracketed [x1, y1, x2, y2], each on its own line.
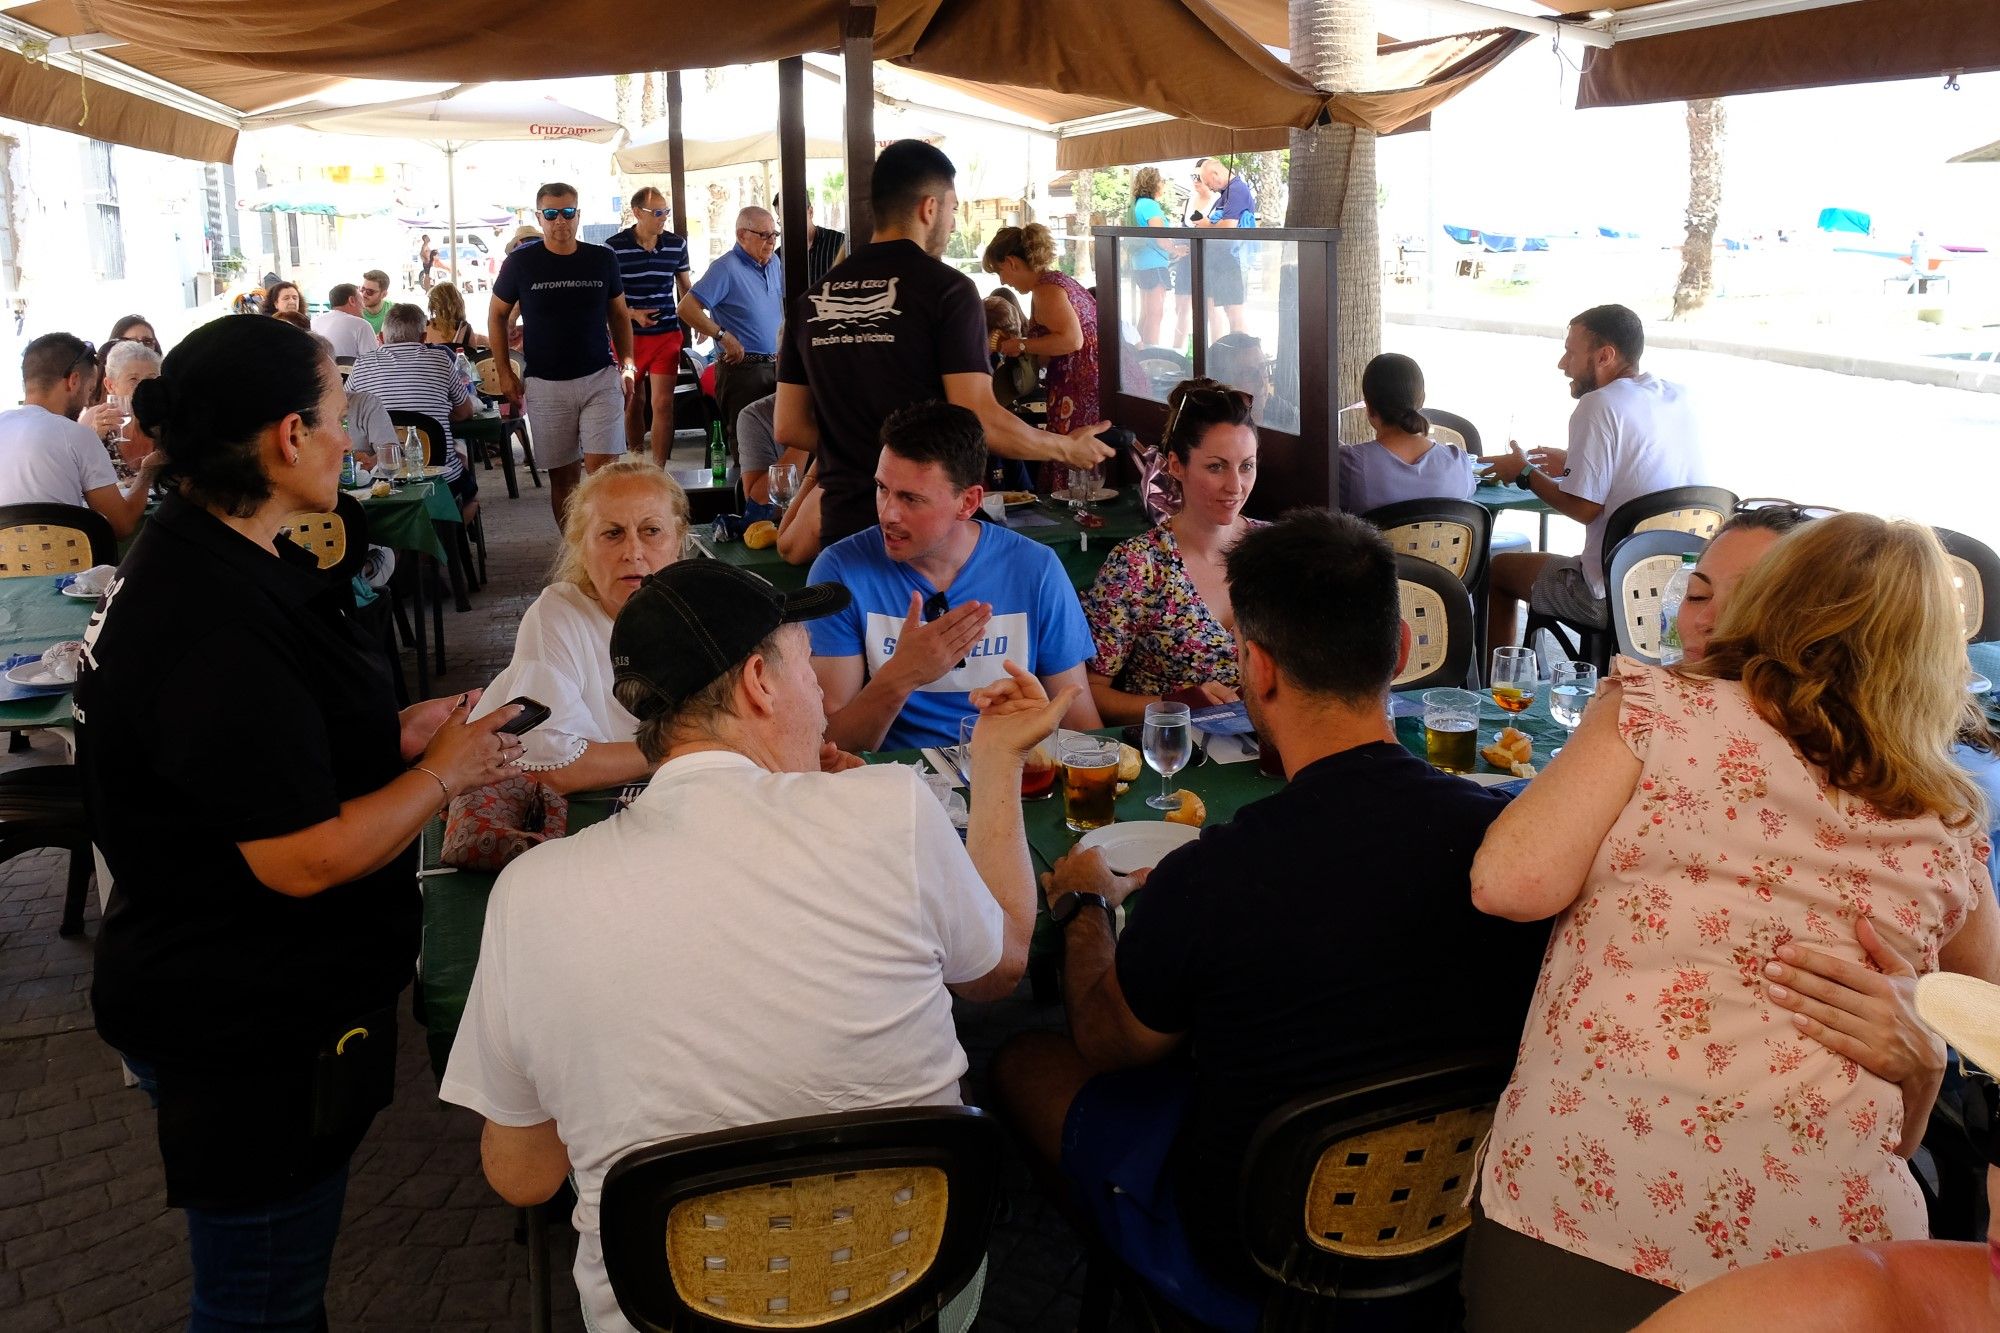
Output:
[496, 696, 552, 735]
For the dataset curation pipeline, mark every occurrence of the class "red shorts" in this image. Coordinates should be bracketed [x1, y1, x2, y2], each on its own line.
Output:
[631, 330, 685, 379]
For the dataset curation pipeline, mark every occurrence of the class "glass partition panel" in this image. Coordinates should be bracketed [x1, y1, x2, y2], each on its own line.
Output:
[1114, 235, 1185, 405]
[1201, 236, 1300, 435]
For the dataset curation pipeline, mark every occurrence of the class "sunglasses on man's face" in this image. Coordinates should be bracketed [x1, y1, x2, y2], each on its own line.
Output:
[639, 207, 668, 220]
[741, 228, 780, 242]
[539, 207, 580, 221]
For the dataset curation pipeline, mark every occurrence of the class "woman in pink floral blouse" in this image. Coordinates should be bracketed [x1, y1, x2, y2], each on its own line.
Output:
[1081, 379, 1262, 724]
[1464, 513, 2000, 1330]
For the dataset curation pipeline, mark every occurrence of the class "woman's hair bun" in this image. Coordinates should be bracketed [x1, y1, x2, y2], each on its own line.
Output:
[129, 373, 174, 435]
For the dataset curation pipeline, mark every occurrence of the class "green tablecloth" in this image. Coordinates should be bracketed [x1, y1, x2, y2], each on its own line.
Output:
[694, 493, 1153, 594]
[358, 482, 455, 564]
[1471, 482, 1550, 517]
[416, 690, 1567, 1074]
[0, 578, 98, 729]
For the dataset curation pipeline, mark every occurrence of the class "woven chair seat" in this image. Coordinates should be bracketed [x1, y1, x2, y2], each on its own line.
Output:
[1381, 520, 1476, 580]
[1632, 506, 1727, 540]
[0, 523, 100, 576]
[1303, 1105, 1492, 1259]
[1394, 582, 1451, 687]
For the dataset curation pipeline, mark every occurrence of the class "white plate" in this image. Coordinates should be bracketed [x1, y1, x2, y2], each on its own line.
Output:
[1051, 485, 1119, 503]
[1077, 821, 1199, 874]
[1463, 770, 1521, 787]
[1971, 672, 1991, 696]
[60, 584, 104, 600]
[5, 659, 72, 689]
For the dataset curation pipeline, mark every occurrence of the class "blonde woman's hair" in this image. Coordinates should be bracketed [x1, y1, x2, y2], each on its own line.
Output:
[1132, 167, 1163, 202]
[427, 281, 466, 335]
[1680, 512, 1986, 829]
[982, 223, 1056, 275]
[549, 459, 691, 594]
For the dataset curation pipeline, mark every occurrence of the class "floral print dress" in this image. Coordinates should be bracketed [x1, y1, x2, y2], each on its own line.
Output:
[1033, 270, 1099, 436]
[1081, 522, 1263, 697]
[1482, 659, 1988, 1291]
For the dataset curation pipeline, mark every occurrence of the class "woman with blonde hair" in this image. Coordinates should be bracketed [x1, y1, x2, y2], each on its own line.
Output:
[983, 222, 1102, 438]
[1127, 166, 1174, 347]
[1465, 512, 2000, 1331]
[470, 459, 688, 792]
[425, 280, 484, 356]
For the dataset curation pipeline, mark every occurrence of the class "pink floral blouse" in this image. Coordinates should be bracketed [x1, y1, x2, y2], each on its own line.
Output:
[1482, 659, 1988, 1291]
[1081, 522, 1264, 697]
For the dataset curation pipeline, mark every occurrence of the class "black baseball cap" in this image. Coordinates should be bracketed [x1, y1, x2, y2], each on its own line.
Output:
[610, 561, 850, 718]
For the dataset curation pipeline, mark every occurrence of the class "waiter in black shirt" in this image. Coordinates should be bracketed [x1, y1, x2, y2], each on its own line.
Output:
[775, 140, 1113, 547]
[78, 315, 522, 1329]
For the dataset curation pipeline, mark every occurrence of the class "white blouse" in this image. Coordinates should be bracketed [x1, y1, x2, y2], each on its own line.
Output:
[471, 582, 638, 771]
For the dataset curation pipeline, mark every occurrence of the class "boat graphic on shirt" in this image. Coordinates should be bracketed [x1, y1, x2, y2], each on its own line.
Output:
[806, 276, 901, 330]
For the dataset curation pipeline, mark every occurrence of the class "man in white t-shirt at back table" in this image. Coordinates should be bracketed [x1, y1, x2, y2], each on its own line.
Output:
[1482, 302, 1703, 652]
[0, 332, 152, 538]
[809, 400, 1102, 752]
[438, 557, 1074, 1333]
[308, 283, 379, 362]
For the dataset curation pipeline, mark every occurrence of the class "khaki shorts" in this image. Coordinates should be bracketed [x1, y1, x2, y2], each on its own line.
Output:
[1528, 554, 1608, 628]
[525, 366, 625, 469]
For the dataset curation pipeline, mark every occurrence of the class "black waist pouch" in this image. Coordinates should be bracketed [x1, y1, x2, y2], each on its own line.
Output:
[153, 1004, 398, 1210]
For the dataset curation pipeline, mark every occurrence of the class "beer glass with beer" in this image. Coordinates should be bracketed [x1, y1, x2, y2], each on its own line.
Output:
[1421, 688, 1481, 774]
[1060, 735, 1120, 832]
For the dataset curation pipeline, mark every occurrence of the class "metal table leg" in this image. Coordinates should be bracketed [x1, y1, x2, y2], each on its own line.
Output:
[525, 1203, 552, 1333]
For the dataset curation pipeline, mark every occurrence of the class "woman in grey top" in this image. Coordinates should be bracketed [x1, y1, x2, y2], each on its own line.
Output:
[1337, 352, 1478, 515]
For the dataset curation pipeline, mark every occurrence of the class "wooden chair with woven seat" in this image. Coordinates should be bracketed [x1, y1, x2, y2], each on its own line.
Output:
[473, 351, 542, 488]
[600, 1106, 1002, 1333]
[1393, 554, 1475, 692]
[1418, 408, 1483, 457]
[1366, 498, 1494, 663]
[1936, 527, 2000, 643]
[1606, 529, 1706, 666]
[280, 496, 409, 702]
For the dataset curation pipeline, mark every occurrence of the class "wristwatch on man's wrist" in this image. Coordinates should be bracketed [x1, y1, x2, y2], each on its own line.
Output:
[1049, 891, 1116, 932]
[1515, 463, 1539, 491]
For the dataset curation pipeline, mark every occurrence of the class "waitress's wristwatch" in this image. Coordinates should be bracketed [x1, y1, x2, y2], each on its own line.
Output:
[1050, 891, 1116, 932]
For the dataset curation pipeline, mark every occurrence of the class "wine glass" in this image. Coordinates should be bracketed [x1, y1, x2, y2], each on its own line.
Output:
[1489, 645, 1539, 717]
[1142, 700, 1193, 810]
[769, 462, 799, 515]
[1549, 661, 1597, 756]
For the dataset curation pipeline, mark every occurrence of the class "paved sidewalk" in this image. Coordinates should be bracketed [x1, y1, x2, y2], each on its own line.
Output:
[0, 444, 1137, 1331]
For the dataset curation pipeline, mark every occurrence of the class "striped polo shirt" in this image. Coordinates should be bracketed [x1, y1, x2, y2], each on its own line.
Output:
[605, 225, 691, 337]
[343, 342, 472, 480]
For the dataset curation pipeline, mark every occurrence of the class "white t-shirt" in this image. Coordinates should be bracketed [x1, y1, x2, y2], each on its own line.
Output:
[0, 403, 117, 508]
[1561, 372, 1702, 596]
[469, 582, 634, 771]
[439, 750, 1003, 1333]
[310, 308, 379, 361]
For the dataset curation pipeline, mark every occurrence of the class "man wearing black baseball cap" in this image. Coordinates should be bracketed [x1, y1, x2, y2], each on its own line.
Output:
[440, 558, 1076, 1333]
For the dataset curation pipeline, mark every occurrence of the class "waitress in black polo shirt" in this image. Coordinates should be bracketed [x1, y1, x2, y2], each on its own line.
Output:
[77, 314, 524, 1331]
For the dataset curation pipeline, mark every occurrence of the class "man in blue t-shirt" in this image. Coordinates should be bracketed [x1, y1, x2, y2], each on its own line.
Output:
[809, 401, 1102, 753]
[489, 181, 635, 525]
[605, 185, 693, 465]
[679, 206, 786, 460]
[1191, 157, 1256, 335]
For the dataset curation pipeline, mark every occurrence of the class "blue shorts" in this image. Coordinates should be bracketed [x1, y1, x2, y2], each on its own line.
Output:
[1059, 1064, 1260, 1333]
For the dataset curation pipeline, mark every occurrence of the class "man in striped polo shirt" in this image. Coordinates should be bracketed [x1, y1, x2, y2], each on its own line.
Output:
[605, 186, 694, 465]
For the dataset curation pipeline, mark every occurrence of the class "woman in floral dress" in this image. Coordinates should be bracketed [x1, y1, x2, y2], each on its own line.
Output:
[983, 223, 1102, 438]
[1464, 512, 2000, 1330]
[1081, 379, 1260, 724]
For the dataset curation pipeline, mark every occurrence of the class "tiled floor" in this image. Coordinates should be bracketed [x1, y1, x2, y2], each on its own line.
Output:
[0, 441, 1138, 1331]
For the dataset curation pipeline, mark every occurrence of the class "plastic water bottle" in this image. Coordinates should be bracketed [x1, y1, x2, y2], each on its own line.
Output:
[708, 419, 727, 485]
[1657, 554, 1699, 665]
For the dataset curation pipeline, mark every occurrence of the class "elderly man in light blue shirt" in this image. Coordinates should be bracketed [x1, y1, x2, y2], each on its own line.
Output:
[678, 206, 785, 456]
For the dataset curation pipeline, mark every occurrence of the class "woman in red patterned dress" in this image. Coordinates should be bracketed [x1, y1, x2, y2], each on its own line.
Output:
[1463, 512, 2000, 1331]
[982, 223, 1102, 440]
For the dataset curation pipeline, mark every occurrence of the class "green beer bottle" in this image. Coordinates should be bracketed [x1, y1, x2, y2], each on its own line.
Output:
[708, 418, 727, 485]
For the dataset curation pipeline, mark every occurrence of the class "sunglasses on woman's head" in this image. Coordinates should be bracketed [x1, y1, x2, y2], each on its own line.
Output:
[538, 207, 579, 221]
[1734, 497, 1841, 522]
[1161, 379, 1253, 448]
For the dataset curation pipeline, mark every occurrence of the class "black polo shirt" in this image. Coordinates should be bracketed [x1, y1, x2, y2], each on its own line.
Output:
[82, 494, 415, 1070]
[1113, 742, 1550, 1274]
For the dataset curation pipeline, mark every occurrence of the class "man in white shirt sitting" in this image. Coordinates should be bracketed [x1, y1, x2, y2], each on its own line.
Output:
[308, 283, 379, 362]
[1482, 303, 1703, 651]
[0, 333, 151, 537]
[439, 559, 1073, 1333]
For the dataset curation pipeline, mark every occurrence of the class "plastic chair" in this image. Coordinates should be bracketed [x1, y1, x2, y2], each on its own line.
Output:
[1605, 529, 1706, 665]
[599, 1105, 1002, 1333]
[389, 408, 482, 607]
[1365, 499, 1493, 671]
[473, 352, 542, 489]
[1392, 554, 1475, 692]
[1937, 528, 2000, 643]
[0, 504, 116, 576]
[1237, 1052, 1517, 1322]
[1420, 408, 1482, 457]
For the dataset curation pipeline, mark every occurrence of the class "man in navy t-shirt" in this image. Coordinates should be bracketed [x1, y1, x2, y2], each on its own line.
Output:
[809, 401, 1102, 753]
[990, 511, 1546, 1332]
[605, 185, 693, 465]
[489, 182, 634, 525]
[1192, 157, 1256, 336]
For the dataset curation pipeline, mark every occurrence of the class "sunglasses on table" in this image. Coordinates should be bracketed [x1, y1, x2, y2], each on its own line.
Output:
[922, 589, 968, 670]
[538, 207, 580, 221]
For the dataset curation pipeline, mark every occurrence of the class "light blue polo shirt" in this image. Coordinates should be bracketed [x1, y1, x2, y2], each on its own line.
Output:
[689, 244, 785, 355]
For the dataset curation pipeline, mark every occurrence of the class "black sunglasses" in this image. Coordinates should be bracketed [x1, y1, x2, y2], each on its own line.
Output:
[70, 340, 97, 375]
[922, 590, 967, 670]
[1161, 378, 1253, 450]
[1733, 497, 1841, 522]
[538, 206, 579, 221]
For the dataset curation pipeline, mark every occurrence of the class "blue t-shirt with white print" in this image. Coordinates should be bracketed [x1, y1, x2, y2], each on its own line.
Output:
[809, 522, 1095, 751]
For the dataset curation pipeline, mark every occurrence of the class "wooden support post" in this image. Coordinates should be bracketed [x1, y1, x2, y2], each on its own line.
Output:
[667, 71, 688, 238]
[842, 0, 878, 247]
[777, 56, 809, 314]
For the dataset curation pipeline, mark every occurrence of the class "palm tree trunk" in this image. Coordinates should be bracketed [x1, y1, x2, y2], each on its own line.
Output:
[1670, 98, 1726, 320]
[1287, 0, 1379, 441]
